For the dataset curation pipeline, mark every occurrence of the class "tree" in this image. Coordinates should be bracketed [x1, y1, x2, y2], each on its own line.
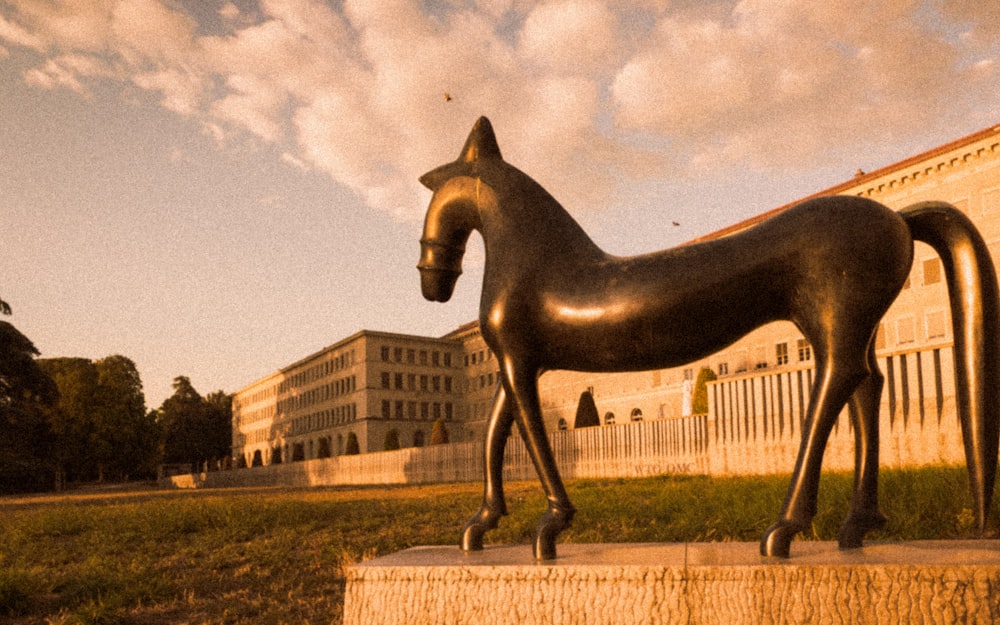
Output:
[344, 432, 360, 455]
[158, 377, 231, 469]
[430, 418, 449, 445]
[37, 357, 100, 485]
[93, 355, 155, 480]
[37, 355, 155, 485]
[383, 429, 401, 451]
[692, 367, 717, 414]
[203, 390, 233, 465]
[573, 390, 600, 428]
[0, 321, 58, 493]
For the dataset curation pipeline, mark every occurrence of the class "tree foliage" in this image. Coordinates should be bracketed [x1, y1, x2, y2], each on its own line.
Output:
[0, 321, 58, 493]
[37, 355, 156, 484]
[344, 432, 360, 455]
[573, 390, 600, 428]
[383, 429, 400, 451]
[430, 418, 449, 445]
[692, 367, 718, 414]
[157, 377, 231, 469]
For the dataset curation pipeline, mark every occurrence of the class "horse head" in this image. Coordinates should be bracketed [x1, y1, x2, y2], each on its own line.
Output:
[417, 117, 500, 302]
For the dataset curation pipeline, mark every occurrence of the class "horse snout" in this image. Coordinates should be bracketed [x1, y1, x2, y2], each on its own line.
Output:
[419, 266, 459, 302]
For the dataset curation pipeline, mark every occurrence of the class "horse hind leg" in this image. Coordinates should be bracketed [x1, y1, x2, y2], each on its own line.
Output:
[838, 343, 889, 549]
[761, 349, 868, 557]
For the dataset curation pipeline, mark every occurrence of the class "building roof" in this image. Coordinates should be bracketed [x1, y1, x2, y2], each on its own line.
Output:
[685, 123, 1000, 245]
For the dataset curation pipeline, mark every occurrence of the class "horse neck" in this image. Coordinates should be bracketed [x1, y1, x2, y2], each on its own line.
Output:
[480, 175, 606, 264]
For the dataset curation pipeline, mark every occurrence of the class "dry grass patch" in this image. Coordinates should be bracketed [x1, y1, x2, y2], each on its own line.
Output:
[0, 467, 990, 624]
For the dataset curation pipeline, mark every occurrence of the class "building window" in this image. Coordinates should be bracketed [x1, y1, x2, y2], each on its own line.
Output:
[797, 339, 812, 362]
[393, 347, 403, 362]
[927, 310, 947, 339]
[444, 377, 452, 393]
[776, 343, 789, 365]
[381, 372, 390, 389]
[395, 401, 404, 419]
[718, 362, 728, 375]
[420, 375, 428, 391]
[419, 350, 428, 365]
[420, 402, 429, 419]
[432, 351, 440, 366]
[923, 258, 942, 285]
[381, 400, 391, 419]
[407, 374, 416, 390]
[444, 353, 452, 367]
[557, 418, 568, 430]
[407, 349, 415, 364]
[407, 401, 417, 419]
[432, 376, 441, 392]
[897, 316, 916, 344]
[445, 403, 453, 420]
[630, 408, 643, 422]
[381, 346, 390, 362]
[394, 373, 403, 390]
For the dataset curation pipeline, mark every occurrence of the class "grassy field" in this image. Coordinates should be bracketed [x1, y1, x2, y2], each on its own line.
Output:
[0, 466, 991, 625]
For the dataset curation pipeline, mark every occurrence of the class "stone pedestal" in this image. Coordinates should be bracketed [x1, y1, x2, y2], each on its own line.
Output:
[343, 541, 1000, 624]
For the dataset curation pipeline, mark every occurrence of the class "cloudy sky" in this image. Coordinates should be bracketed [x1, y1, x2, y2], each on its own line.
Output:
[2, 0, 998, 408]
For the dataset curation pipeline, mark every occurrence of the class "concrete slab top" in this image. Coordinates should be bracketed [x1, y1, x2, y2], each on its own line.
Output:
[352, 540, 1000, 573]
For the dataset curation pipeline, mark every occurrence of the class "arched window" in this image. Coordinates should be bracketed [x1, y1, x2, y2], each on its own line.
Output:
[557, 418, 568, 430]
[630, 408, 643, 422]
[604, 412, 615, 425]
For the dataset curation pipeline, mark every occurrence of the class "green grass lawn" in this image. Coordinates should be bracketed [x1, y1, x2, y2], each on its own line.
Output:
[0, 466, 991, 624]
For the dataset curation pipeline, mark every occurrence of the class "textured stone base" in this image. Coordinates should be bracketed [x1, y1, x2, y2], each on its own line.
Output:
[343, 541, 1000, 624]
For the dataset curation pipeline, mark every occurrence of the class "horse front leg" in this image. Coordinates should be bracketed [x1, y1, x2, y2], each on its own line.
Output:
[504, 362, 575, 560]
[462, 383, 516, 552]
[761, 354, 866, 557]
[839, 344, 888, 549]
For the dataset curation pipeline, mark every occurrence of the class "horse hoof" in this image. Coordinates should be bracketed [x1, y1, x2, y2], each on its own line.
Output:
[760, 520, 806, 558]
[461, 506, 503, 552]
[838, 512, 888, 550]
[533, 505, 576, 560]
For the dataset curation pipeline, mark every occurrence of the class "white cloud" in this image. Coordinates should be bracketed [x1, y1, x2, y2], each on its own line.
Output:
[23, 53, 112, 94]
[519, 0, 620, 73]
[0, 13, 46, 51]
[3, 0, 999, 219]
[611, 1, 995, 170]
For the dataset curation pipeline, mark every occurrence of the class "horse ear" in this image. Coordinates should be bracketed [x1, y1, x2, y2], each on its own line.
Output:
[419, 165, 449, 190]
[459, 117, 502, 163]
[420, 117, 501, 190]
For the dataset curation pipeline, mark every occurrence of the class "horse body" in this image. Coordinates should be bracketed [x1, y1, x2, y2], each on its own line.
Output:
[480, 196, 911, 374]
[419, 117, 1000, 560]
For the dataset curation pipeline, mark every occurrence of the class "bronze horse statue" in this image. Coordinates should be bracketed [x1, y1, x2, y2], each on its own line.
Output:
[418, 117, 1000, 559]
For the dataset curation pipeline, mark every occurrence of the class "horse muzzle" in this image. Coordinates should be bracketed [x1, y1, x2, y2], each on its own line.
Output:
[418, 238, 464, 302]
[419, 266, 461, 302]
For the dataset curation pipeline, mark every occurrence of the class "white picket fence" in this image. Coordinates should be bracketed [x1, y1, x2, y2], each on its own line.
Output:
[165, 345, 967, 489]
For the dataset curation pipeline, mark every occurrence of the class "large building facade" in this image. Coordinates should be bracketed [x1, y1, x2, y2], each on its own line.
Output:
[231, 124, 1000, 469]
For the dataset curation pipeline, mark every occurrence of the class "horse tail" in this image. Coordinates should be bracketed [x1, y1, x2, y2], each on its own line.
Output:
[901, 201, 1000, 532]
